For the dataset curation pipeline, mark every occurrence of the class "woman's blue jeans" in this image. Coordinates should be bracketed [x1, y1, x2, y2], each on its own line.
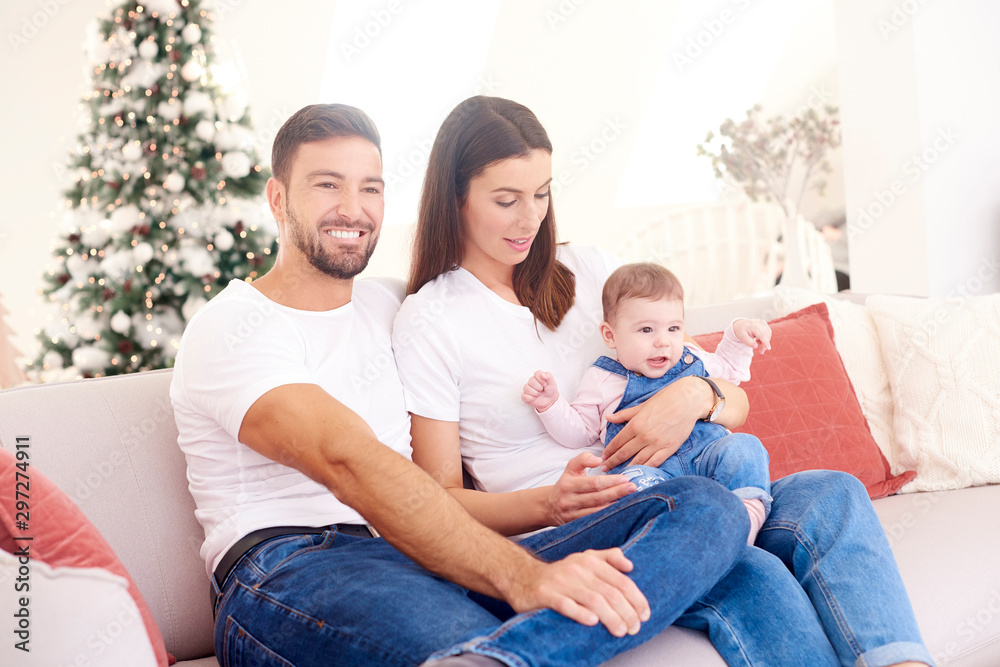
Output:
[212, 471, 933, 667]
[675, 470, 932, 667]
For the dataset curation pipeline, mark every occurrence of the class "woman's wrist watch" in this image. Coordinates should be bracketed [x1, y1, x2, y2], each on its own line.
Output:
[697, 376, 726, 422]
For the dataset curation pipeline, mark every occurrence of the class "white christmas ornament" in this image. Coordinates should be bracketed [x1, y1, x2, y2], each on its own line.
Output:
[80, 222, 112, 249]
[42, 350, 64, 371]
[73, 309, 104, 341]
[213, 124, 252, 151]
[133, 242, 155, 266]
[213, 229, 235, 252]
[65, 254, 92, 281]
[110, 311, 132, 335]
[136, 321, 159, 348]
[182, 295, 208, 321]
[100, 249, 134, 280]
[220, 90, 248, 121]
[72, 345, 111, 373]
[181, 60, 205, 83]
[182, 23, 202, 44]
[122, 141, 143, 162]
[123, 62, 162, 92]
[157, 99, 182, 122]
[60, 211, 80, 235]
[141, 0, 178, 19]
[164, 172, 186, 194]
[184, 92, 213, 118]
[162, 248, 180, 268]
[109, 204, 142, 234]
[44, 319, 79, 349]
[138, 39, 158, 60]
[221, 151, 251, 179]
[158, 308, 184, 337]
[195, 119, 217, 142]
[179, 243, 216, 277]
[107, 26, 138, 65]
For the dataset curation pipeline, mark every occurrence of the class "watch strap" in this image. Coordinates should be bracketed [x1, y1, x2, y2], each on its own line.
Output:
[697, 376, 725, 422]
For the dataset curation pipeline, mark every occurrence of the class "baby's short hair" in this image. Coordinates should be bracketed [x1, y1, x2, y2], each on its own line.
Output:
[602, 263, 684, 323]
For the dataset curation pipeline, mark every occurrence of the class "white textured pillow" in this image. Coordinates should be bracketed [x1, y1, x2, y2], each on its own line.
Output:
[0, 550, 158, 666]
[867, 293, 1000, 492]
[772, 286, 900, 470]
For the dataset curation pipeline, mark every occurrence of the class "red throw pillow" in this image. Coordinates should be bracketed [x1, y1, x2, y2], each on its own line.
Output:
[693, 302, 915, 499]
[0, 447, 169, 666]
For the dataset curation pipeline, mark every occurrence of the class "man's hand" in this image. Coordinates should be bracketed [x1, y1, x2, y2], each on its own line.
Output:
[522, 370, 560, 412]
[733, 318, 772, 353]
[547, 452, 636, 524]
[506, 548, 650, 637]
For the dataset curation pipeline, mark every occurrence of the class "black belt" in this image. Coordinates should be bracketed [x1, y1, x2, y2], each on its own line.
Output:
[210, 523, 377, 614]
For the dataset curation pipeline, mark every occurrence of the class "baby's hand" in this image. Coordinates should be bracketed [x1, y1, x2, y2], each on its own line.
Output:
[733, 318, 772, 353]
[522, 371, 560, 412]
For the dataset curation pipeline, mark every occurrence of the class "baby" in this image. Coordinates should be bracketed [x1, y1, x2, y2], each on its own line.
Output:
[522, 262, 773, 544]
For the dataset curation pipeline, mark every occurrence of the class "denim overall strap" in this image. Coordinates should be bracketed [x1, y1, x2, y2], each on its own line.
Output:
[592, 355, 628, 376]
[604, 347, 708, 445]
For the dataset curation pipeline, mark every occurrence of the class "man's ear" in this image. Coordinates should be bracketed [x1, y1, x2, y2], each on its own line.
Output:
[266, 177, 286, 228]
[600, 321, 616, 350]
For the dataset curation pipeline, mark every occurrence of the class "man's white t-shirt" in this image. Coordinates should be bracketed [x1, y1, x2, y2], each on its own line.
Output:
[392, 245, 621, 494]
[170, 279, 412, 576]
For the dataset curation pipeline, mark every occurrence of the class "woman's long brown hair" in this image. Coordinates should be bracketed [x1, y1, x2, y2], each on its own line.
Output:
[407, 96, 575, 331]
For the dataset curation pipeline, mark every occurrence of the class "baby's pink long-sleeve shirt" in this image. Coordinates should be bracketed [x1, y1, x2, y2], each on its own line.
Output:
[536, 322, 753, 449]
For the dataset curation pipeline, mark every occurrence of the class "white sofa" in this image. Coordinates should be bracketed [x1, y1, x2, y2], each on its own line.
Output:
[1, 293, 998, 666]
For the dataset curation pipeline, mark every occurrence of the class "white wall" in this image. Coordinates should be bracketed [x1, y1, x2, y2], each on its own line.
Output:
[6, 0, 989, 363]
[835, 0, 1000, 297]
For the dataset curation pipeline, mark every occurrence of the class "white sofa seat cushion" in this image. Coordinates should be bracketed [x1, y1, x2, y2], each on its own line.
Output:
[875, 485, 1000, 665]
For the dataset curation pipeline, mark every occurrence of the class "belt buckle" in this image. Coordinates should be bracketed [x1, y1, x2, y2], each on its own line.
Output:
[366, 523, 380, 538]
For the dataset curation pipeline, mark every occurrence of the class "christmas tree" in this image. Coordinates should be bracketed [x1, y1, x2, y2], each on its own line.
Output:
[28, 0, 276, 380]
[0, 293, 26, 389]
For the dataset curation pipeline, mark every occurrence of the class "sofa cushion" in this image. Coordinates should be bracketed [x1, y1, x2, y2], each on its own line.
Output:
[0, 446, 167, 666]
[694, 303, 915, 499]
[772, 286, 901, 472]
[0, 551, 159, 666]
[0, 369, 214, 661]
[867, 293, 1000, 492]
[874, 485, 1000, 665]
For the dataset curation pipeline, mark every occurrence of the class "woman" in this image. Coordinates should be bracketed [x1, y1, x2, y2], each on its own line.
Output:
[393, 95, 932, 667]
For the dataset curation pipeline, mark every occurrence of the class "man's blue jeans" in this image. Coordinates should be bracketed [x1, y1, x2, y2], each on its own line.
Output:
[213, 471, 933, 666]
[213, 476, 746, 666]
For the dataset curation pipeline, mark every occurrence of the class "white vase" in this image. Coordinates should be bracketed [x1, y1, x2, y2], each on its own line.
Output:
[781, 201, 809, 289]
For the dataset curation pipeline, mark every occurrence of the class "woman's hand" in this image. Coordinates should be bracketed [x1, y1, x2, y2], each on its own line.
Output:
[602, 376, 748, 470]
[547, 452, 636, 525]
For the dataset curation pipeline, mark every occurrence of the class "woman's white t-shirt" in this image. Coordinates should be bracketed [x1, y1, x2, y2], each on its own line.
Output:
[171, 279, 412, 575]
[392, 245, 621, 493]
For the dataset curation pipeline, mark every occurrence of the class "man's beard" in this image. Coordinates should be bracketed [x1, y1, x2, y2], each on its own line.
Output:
[285, 203, 379, 280]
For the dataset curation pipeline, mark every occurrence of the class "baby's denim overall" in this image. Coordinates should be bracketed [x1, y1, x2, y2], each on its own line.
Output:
[596, 350, 772, 511]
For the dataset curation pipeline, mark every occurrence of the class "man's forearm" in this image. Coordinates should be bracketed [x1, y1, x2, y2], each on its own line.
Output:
[328, 442, 540, 602]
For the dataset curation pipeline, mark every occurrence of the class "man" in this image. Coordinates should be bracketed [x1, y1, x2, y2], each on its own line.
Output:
[170, 103, 746, 666]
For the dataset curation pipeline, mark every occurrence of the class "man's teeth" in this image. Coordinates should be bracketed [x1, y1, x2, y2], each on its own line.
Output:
[326, 230, 362, 239]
